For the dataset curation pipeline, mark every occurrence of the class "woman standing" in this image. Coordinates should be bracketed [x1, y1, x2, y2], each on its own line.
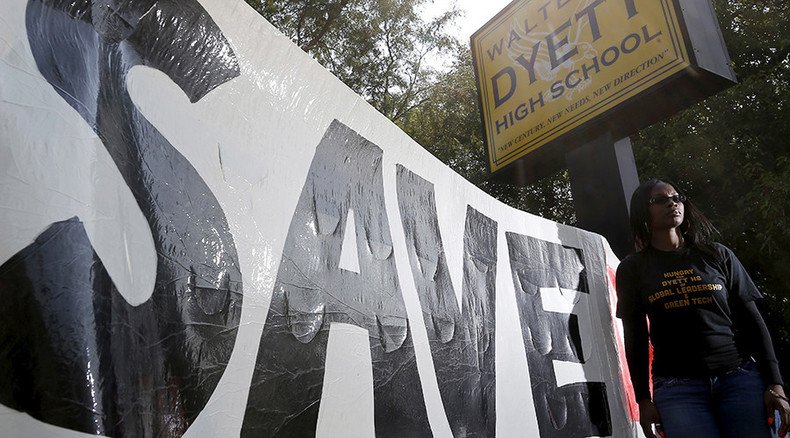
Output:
[616, 179, 790, 437]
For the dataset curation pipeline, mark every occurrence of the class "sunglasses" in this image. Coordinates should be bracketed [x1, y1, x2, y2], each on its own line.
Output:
[649, 194, 687, 205]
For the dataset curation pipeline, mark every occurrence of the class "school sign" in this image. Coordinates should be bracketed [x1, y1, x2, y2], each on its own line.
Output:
[472, 0, 735, 177]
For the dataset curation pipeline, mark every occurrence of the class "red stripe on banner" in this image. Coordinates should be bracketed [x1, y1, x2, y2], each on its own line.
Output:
[607, 265, 639, 422]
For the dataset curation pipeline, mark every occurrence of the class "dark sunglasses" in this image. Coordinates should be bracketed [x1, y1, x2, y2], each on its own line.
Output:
[649, 194, 687, 205]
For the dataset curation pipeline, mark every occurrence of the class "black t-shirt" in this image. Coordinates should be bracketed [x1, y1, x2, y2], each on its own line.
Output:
[616, 243, 762, 379]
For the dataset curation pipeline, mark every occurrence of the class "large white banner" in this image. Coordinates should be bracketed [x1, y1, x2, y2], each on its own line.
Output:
[0, 0, 639, 436]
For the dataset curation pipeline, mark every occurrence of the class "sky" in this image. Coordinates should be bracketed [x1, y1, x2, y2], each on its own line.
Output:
[424, 0, 513, 42]
[421, 0, 514, 69]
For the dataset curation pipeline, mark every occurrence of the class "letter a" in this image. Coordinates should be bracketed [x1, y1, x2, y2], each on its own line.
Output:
[242, 121, 431, 437]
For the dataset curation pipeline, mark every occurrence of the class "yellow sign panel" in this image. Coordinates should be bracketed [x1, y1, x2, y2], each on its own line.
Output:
[472, 0, 691, 172]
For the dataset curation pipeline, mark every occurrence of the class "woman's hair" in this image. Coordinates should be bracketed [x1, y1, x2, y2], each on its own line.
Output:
[628, 178, 718, 253]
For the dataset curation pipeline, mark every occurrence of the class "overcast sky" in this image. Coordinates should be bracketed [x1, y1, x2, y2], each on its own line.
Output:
[424, 0, 513, 41]
[421, 0, 514, 69]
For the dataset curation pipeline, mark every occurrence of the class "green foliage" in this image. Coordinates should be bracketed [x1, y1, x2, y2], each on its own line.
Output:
[246, 0, 460, 121]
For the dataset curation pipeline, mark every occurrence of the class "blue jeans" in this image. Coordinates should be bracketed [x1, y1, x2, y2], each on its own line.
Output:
[653, 359, 772, 437]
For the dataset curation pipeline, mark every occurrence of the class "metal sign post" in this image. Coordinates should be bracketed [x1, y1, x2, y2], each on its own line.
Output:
[566, 133, 639, 258]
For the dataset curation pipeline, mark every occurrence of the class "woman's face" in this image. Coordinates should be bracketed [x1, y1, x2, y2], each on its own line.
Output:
[647, 182, 685, 232]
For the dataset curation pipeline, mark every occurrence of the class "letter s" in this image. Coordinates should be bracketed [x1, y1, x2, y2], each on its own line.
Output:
[0, 0, 243, 435]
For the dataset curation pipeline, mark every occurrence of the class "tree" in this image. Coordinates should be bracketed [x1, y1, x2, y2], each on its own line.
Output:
[245, 0, 460, 121]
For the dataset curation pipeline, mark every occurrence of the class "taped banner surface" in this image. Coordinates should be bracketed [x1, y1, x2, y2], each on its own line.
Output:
[0, 0, 638, 436]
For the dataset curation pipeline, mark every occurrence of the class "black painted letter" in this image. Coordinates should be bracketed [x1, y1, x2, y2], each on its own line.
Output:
[0, 1, 244, 435]
[396, 166, 497, 437]
[242, 121, 431, 437]
[505, 233, 611, 437]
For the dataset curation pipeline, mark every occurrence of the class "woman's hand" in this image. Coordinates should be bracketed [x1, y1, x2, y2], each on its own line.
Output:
[766, 384, 790, 437]
[638, 399, 663, 438]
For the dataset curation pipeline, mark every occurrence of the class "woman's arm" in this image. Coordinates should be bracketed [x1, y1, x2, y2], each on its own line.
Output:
[740, 301, 789, 435]
[622, 312, 662, 437]
[622, 312, 651, 401]
[617, 258, 662, 436]
[740, 300, 782, 385]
